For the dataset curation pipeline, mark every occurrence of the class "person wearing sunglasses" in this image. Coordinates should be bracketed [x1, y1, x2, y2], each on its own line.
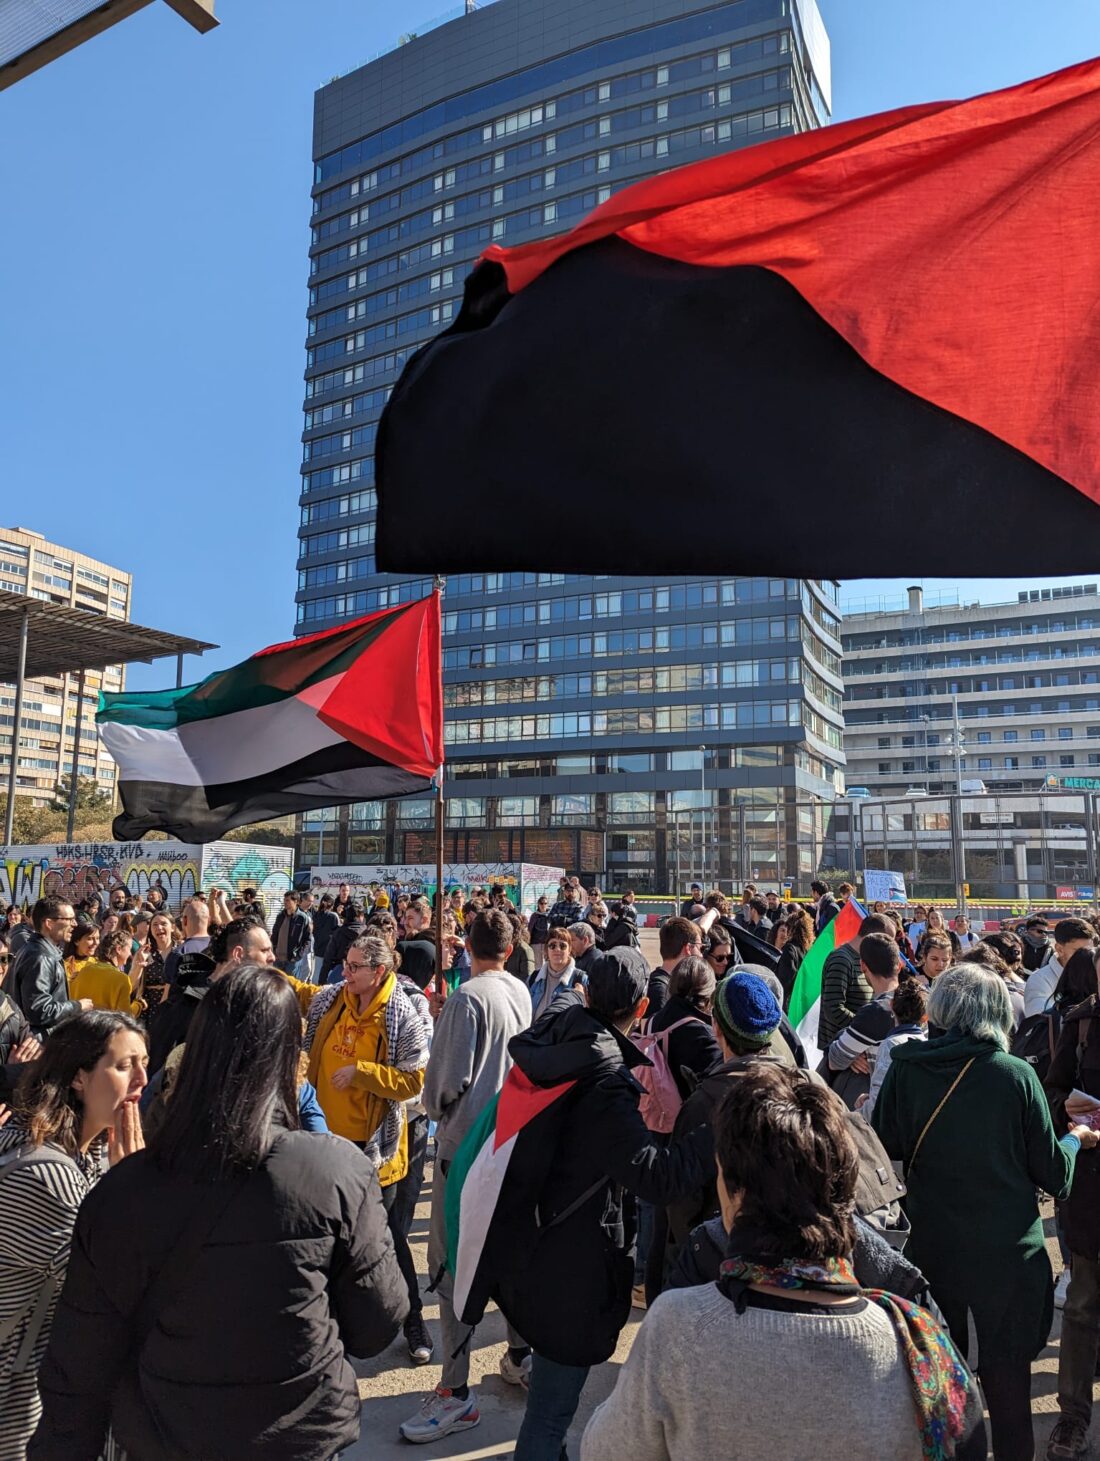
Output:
[529, 934, 583, 1022]
[6, 897, 92, 1040]
[703, 928, 740, 980]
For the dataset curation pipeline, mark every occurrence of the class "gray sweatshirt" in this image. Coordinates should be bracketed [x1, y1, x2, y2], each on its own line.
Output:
[582, 1283, 967, 1461]
[424, 969, 532, 1161]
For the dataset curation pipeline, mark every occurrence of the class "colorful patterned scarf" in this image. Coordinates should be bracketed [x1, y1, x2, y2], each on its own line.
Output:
[719, 1254, 970, 1459]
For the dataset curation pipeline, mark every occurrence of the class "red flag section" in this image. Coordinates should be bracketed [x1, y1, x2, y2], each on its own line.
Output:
[480, 58, 1100, 508]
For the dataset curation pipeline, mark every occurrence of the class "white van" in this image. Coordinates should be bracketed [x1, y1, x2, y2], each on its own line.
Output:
[960, 778, 987, 795]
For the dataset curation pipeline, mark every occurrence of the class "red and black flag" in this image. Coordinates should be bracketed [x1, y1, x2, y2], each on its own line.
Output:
[97, 593, 444, 842]
[377, 59, 1100, 578]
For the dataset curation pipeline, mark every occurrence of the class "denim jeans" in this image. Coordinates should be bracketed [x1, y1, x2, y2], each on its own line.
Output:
[1057, 1253, 1100, 1428]
[514, 1353, 590, 1461]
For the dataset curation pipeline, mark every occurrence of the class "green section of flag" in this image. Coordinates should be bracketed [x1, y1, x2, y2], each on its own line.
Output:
[786, 919, 839, 1031]
[444, 1089, 500, 1279]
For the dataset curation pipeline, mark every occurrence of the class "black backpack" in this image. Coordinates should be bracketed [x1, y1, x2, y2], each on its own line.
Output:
[1011, 1008, 1061, 1083]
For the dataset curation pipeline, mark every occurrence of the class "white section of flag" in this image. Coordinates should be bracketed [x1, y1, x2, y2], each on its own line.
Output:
[452, 1129, 517, 1320]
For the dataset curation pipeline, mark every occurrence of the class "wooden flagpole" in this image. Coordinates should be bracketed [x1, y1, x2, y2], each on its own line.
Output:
[433, 575, 446, 996]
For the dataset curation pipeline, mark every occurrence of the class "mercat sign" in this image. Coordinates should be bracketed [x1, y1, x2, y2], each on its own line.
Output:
[1058, 777, 1100, 791]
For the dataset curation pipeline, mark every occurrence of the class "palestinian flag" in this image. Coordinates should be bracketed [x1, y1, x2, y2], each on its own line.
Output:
[377, 59, 1100, 578]
[97, 594, 442, 842]
[788, 888, 864, 1063]
[446, 1067, 575, 1327]
[787, 896, 865, 1063]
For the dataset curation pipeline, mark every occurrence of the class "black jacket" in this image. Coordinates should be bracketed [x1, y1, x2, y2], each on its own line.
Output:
[601, 915, 638, 951]
[4, 931, 79, 1038]
[310, 908, 340, 959]
[271, 908, 311, 964]
[648, 995, 722, 1101]
[1045, 994, 1100, 1258]
[646, 966, 671, 1018]
[30, 1132, 407, 1461]
[528, 912, 551, 945]
[0, 988, 33, 1101]
[774, 943, 804, 1006]
[495, 1001, 714, 1366]
[320, 919, 366, 980]
[396, 936, 437, 991]
[146, 950, 216, 1076]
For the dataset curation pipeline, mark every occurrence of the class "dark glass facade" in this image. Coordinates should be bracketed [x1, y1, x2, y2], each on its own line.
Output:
[297, 0, 844, 889]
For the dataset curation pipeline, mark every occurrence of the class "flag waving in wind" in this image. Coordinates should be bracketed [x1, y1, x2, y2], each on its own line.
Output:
[378, 58, 1100, 579]
[97, 593, 443, 842]
[788, 896, 866, 1064]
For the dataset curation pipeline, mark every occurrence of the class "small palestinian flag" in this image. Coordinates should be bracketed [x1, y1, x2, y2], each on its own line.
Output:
[97, 594, 442, 842]
[446, 1067, 575, 1327]
[787, 896, 865, 1063]
[378, 59, 1100, 578]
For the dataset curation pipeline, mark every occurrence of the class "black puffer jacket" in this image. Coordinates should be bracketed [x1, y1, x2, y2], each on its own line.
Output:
[494, 1000, 714, 1366]
[320, 918, 366, 980]
[1045, 994, 1100, 1258]
[30, 1131, 406, 1461]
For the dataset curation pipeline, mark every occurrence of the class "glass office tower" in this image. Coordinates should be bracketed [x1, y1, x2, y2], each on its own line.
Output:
[297, 0, 844, 890]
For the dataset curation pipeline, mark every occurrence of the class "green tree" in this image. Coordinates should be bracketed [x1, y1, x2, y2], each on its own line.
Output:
[49, 775, 113, 816]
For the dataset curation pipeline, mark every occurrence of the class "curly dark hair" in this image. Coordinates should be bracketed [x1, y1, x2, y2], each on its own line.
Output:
[713, 1063, 857, 1263]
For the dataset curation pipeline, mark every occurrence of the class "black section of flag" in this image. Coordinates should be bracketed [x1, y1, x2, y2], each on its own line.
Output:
[112, 742, 430, 843]
[376, 238, 1099, 577]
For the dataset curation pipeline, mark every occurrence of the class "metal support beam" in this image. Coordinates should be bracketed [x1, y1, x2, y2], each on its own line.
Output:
[66, 668, 88, 842]
[3, 608, 30, 844]
[176, 653, 185, 689]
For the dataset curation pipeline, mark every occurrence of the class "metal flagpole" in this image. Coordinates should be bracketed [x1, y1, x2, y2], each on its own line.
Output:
[66, 668, 87, 842]
[433, 575, 447, 996]
[3, 607, 30, 845]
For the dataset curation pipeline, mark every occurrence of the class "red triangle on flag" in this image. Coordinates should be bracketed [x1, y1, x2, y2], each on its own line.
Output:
[494, 1068, 575, 1152]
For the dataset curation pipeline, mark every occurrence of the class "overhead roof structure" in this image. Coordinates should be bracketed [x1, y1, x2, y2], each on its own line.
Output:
[0, 590, 215, 682]
[0, 0, 217, 92]
[0, 590, 216, 842]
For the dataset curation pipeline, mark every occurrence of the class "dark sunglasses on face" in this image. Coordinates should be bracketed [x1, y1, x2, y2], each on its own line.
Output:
[711, 953, 731, 964]
[547, 941, 569, 951]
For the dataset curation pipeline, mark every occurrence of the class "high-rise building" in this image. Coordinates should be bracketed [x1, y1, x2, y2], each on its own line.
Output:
[843, 582, 1100, 798]
[297, 0, 843, 890]
[0, 527, 131, 803]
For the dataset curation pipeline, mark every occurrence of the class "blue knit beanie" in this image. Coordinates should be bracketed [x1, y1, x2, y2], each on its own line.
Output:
[714, 972, 782, 1049]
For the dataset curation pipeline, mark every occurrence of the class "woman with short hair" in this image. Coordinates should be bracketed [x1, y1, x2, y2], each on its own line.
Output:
[583, 1061, 989, 1461]
[0, 1011, 146, 1457]
[873, 965, 1098, 1461]
[31, 968, 406, 1461]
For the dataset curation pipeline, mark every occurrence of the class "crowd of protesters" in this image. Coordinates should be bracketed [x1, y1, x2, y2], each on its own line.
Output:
[1, 872, 1100, 1460]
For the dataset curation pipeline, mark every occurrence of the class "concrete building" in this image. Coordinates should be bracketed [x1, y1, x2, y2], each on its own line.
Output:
[0, 527, 130, 802]
[843, 582, 1100, 798]
[296, 0, 842, 890]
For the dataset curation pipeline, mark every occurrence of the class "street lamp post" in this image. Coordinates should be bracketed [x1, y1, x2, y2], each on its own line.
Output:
[951, 695, 967, 914]
[699, 744, 707, 891]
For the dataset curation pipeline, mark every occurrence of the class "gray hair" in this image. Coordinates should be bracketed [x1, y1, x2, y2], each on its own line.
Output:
[350, 932, 395, 972]
[569, 921, 596, 947]
[926, 965, 1014, 1051]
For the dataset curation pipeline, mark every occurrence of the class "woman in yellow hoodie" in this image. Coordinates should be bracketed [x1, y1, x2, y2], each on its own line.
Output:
[283, 932, 432, 1363]
[67, 928, 145, 1018]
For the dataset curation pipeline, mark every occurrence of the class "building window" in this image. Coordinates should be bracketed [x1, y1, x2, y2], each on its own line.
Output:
[497, 796, 539, 826]
[978, 758, 992, 771]
[1005, 730, 1018, 742]
[1032, 756, 1048, 768]
[1060, 755, 1075, 767]
[656, 65, 668, 86]
[1059, 727, 1073, 740]
[1005, 756, 1019, 769]
[1031, 728, 1046, 741]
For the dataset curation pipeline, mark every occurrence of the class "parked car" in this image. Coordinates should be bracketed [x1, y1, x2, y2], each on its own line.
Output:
[903, 786, 928, 798]
[845, 786, 872, 799]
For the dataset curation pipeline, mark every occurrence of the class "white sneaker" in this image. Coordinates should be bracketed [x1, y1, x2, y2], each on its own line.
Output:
[398, 1387, 480, 1444]
[499, 1350, 532, 1388]
[1055, 1269, 1072, 1310]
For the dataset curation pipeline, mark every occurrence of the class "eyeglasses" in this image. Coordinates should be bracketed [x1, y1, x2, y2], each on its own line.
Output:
[710, 954, 731, 965]
[546, 942, 569, 951]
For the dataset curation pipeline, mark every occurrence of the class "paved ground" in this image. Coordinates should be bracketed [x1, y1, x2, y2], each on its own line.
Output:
[347, 1160, 640, 1459]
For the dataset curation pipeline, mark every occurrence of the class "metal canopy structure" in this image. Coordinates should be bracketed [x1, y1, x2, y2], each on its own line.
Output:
[0, 590, 217, 842]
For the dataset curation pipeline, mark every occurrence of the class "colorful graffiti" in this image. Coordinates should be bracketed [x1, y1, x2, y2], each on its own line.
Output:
[200, 840, 293, 918]
[309, 862, 564, 913]
[0, 843, 200, 912]
[0, 840, 293, 915]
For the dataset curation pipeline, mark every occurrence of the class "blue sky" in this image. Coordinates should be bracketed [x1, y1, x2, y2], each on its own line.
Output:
[1, 0, 1097, 688]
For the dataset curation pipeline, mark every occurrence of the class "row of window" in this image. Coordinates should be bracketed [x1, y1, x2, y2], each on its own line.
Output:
[852, 669, 1100, 701]
[444, 698, 805, 746]
[878, 755, 1100, 774]
[850, 700, 1100, 729]
[303, 384, 390, 430]
[315, 0, 792, 180]
[307, 293, 457, 369]
[301, 456, 373, 496]
[296, 579, 434, 624]
[848, 645, 1100, 677]
[298, 522, 375, 560]
[299, 488, 376, 527]
[439, 616, 802, 670]
[444, 659, 803, 708]
[305, 350, 412, 403]
[436, 581, 797, 634]
[846, 615, 1100, 651]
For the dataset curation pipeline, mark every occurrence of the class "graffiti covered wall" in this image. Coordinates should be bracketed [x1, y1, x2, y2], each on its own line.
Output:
[0, 840, 293, 916]
[200, 841, 294, 919]
[0, 842, 202, 912]
[309, 862, 565, 913]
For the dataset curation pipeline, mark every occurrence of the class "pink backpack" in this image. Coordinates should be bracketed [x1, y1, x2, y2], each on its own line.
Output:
[631, 1018, 697, 1133]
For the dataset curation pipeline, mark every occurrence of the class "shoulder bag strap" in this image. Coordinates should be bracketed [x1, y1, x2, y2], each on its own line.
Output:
[907, 1057, 975, 1176]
